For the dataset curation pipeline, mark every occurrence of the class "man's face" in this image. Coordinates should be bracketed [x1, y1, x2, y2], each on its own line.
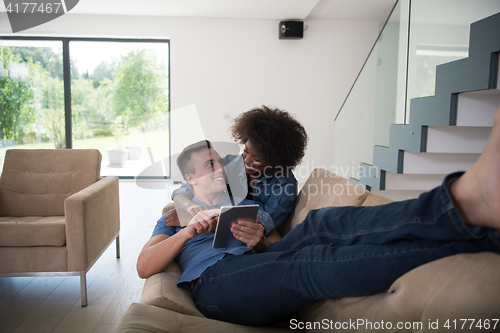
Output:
[186, 148, 227, 196]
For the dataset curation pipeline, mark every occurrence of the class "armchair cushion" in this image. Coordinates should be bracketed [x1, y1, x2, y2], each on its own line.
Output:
[0, 216, 65, 246]
[0, 246, 67, 273]
[0, 149, 101, 216]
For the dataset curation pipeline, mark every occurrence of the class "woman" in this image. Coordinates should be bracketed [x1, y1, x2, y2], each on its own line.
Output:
[166, 105, 308, 234]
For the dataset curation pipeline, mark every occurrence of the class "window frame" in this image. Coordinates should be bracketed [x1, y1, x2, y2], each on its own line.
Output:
[0, 36, 171, 179]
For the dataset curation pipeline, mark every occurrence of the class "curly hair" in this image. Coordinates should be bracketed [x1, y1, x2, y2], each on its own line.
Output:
[230, 106, 308, 176]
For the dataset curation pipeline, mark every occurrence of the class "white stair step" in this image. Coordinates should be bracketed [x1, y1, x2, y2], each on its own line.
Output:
[456, 89, 500, 126]
[384, 172, 445, 191]
[402, 152, 479, 174]
[426, 126, 491, 153]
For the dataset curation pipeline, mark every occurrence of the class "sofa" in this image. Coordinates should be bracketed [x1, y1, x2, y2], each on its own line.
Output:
[115, 168, 500, 332]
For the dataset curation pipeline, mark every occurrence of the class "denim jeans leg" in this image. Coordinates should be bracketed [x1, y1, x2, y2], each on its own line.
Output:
[270, 172, 500, 253]
[193, 172, 500, 326]
[194, 238, 499, 326]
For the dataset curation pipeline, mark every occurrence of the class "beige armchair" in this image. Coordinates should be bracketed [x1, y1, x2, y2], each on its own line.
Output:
[0, 149, 120, 306]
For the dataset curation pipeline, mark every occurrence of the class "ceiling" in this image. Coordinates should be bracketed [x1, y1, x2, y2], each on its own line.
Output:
[0, 0, 398, 22]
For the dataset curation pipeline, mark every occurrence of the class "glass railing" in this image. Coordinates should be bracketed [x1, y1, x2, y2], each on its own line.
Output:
[333, 0, 408, 180]
[406, 0, 500, 117]
[334, 0, 500, 181]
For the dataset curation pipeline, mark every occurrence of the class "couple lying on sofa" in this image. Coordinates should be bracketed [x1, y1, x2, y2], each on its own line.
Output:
[136, 106, 500, 326]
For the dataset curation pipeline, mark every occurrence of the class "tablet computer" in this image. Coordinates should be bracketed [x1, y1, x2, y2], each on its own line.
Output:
[212, 204, 260, 249]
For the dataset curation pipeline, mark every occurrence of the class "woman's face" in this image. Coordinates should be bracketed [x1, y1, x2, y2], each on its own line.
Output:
[243, 140, 265, 177]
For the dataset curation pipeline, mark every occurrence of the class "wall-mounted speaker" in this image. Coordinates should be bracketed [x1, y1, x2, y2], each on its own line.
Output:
[279, 21, 303, 39]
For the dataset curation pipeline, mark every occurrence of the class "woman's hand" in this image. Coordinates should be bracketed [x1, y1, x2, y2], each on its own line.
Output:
[186, 203, 210, 217]
[165, 209, 180, 227]
[230, 216, 265, 249]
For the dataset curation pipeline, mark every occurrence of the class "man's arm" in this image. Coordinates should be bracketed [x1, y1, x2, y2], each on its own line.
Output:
[136, 232, 189, 279]
[137, 210, 218, 279]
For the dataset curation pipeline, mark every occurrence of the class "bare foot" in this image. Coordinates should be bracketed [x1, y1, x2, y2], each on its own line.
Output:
[450, 107, 500, 231]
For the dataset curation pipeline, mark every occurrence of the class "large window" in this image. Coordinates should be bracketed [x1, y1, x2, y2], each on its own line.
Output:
[0, 40, 64, 149]
[0, 37, 170, 178]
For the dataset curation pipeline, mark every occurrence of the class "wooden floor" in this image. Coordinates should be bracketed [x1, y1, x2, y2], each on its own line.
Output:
[0, 180, 173, 333]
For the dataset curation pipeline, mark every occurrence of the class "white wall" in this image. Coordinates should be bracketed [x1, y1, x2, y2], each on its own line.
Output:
[0, 13, 379, 182]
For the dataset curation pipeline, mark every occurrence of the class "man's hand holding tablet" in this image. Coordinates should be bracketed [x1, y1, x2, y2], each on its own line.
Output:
[186, 209, 220, 237]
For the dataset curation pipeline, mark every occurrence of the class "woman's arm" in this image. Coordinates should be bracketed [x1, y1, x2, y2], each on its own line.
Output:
[169, 154, 245, 225]
[258, 181, 298, 229]
[171, 183, 208, 217]
[266, 230, 282, 244]
[166, 193, 209, 227]
[173, 193, 209, 216]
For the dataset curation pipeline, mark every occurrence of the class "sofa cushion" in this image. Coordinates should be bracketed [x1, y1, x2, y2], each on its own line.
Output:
[299, 252, 500, 332]
[115, 303, 300, 333]
[280, 168, 370, 235]
[0, 216, 66, 246]
[0, 149, 101, 216]
[362, 193, 393, 207]
[140, 262, 205, 317]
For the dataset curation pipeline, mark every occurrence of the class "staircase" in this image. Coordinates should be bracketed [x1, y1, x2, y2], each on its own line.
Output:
[354, 12, 500, 200]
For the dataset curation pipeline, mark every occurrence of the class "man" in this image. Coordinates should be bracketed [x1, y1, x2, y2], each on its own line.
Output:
[137, 140, 279, 287]
[137, 108, 500, 326]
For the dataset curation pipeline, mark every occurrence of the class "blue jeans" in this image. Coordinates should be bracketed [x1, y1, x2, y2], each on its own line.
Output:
[192, 173, 500, 326]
